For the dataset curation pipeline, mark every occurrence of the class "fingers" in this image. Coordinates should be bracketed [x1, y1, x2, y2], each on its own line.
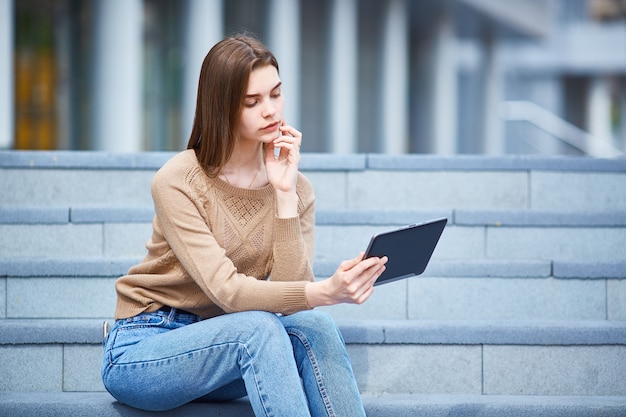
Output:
[335, 255, 387, 304]
[358, 257, 387, 290]
[265, 120, 302, 192]
[272, 121, 302, 159]
[278, 121, 302, 143]
[338, 252, 365, 271]
[349, 255, 388, 277]
[348, 282, 374, 305]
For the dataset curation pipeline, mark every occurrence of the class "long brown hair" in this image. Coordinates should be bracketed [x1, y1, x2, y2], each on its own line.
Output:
[187, 34, 279, 176]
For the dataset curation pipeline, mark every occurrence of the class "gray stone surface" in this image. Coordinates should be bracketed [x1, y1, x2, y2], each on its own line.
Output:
[0, 207, 69, 224]
[316, 208, 451, 225]
[348, 344, 483, 395]
[0, 224, 103, 258]
[608, 279, 626, 320]
[4, 318, 625, 347]
[103, 223, 152, 258]
[0, 169, 155, 206]
[303, 171, 349, 209]
[487, 227, 626, 261]
[422, 259, 552, 277]
[348, 319, 626, 345]
[361, 394, 626, 417]
[553, 260, 626, 278]
[531, 171, 626, 210]
[483, 345, 626, 395]
[0, 345, 63, 391]
[456, 209, 626, 226]
[0, 278, 5, 319]
[366, 153, 626, 172]
[2, 392, 626, 417]
[427, 224, 484, 261]
[346, 171, 530, 209]
[0, 258, 137, 277]
[314, 224, 390, 262]
[300, 153, 366, 170]
[407, 276, 606, 320]
[7, 277, 116, 318]
[71, 206, 154, 223]
[64, 345, 106, 392]
[0, 319, 106, 344]
[0, 392, 255, 417]
[0, 150, 175, 169]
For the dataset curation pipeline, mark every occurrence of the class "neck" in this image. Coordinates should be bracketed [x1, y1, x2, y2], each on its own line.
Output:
[220, 141, 266, 188]
[224, 140, 263, 170]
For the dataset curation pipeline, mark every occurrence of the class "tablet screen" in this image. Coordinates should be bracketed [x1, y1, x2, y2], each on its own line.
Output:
[365, 217, 447, 285]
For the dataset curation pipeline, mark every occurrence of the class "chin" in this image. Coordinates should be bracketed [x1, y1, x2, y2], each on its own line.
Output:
[259, 133, 278, 143]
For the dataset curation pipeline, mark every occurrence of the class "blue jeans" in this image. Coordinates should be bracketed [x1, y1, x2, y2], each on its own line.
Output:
[102, 309, 366, 417]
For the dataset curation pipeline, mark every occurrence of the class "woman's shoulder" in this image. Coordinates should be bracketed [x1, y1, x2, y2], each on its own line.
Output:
[157, 149, 197, 174]
[154, 150, 201, 181]
[152, 149, 212, 195]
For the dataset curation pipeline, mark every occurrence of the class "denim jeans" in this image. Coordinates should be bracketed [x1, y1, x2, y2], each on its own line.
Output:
[102, 309, 366, 417]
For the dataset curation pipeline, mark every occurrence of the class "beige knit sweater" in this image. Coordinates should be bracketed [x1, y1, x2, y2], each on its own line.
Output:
[114, 149, 315, 320]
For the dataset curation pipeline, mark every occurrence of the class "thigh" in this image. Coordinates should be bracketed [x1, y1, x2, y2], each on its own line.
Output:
[102, 310, 292, 411]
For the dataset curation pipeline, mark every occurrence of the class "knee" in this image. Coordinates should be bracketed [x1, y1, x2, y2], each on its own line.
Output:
[293, 310, 337, 328]
[287, 310, 344, 345]
[234, 311, 288, 343]
[238, 310, 282, 330]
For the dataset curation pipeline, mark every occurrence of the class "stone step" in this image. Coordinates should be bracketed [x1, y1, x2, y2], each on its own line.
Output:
[1, 151, 625, 211]
[2, 392, 626, 417]
[1, 207, 625, 261]
[1, 319, 625, 396]
[2, 258, 625, 320]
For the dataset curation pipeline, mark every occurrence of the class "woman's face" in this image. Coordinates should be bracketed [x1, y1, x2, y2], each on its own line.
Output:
[237, 65, 284, 144]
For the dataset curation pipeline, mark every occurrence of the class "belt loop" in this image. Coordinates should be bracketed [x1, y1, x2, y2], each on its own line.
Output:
[158, 306, 200, 322]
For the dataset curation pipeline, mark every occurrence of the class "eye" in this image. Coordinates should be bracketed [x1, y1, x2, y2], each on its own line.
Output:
[244, 99, 257, 108]
[271, 88, 282, 98]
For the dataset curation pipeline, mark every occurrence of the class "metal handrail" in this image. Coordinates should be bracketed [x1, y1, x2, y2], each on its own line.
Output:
[498, 100, 624, 158]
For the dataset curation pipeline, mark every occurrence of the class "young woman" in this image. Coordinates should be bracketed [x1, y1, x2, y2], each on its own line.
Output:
[101, 34, 387, 417]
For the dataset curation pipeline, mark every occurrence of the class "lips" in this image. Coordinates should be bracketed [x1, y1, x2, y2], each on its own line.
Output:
[261, 121, 279, 131]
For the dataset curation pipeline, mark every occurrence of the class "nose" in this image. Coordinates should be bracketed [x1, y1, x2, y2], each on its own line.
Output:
[262, 99, 276, 118]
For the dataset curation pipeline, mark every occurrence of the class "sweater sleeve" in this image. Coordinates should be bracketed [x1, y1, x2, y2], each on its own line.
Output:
[269, 173, 315, 283]
[151, 162, 311, 315]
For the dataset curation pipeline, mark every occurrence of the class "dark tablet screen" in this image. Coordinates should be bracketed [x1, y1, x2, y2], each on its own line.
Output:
[364, 217, 447, 285]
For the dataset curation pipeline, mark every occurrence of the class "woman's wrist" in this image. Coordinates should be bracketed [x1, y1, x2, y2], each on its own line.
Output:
[305, 281, 331, 308]
[275, 190, 298, 218]
[305, 280, 340, 308]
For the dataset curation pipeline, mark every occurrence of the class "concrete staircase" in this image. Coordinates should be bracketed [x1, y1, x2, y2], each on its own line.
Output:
[1, 150, 626, 416]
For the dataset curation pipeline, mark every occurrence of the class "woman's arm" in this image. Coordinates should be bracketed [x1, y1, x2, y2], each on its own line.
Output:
[264, 121, 315, 283]
[269, 174, 315, 283]
[263, 121, 387, 307]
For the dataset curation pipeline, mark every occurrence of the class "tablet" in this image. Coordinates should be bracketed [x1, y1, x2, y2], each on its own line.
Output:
[364, 217, 447, 286]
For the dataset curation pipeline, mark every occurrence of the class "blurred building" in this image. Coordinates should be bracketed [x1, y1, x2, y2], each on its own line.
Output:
[0, 0, 625, 156]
